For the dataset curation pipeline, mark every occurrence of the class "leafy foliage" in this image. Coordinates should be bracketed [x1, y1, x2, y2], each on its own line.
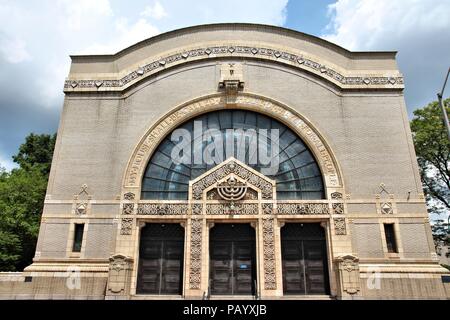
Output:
[431, 218, 450, 249]
[410, 98, 450, 215]
[12, 133, 56, 175]
[410, 98, 450, 249]
[0, 134, 55, 271]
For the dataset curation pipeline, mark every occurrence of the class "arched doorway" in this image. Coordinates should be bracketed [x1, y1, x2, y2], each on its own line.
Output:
[136, 223, 185, 295]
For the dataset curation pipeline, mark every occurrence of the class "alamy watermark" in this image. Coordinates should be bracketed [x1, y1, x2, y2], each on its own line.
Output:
[366, 266, 381, 290]
[170, 121, 280, 175]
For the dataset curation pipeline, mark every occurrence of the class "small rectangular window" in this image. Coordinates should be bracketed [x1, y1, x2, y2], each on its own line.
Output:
[384, 223, 398, 253]
[72, 224, 84, 252]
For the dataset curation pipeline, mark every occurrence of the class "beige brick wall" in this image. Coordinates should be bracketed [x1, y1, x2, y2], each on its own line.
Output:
[400, 223, 431, 259]
[84, 222, 117, 259]
[351, 223, 384, 258]
[39, 223, 70, 258]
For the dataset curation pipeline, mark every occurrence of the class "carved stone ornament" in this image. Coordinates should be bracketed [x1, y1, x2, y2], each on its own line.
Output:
[120, 218, 133, 235]
[217, 176, 248, 201]
[336, 255, 361, 296]
[262, 203, 273, 215]
[331, 192, 343, 200]
[122, 203, 134, 215]
[381, 202, 393, 214]
[189, 219, 202, 289]
[262, 218, 277, 290]
[191, 158, 274, 200]
[334, 217, 346, 235]
[107, 254, 133, 295]
[277, 203, 329, 215]
[65, 44, 403, 92]
[123, 192, 135, 200]
[76, 203, 87, 215]
[109, 254, 132, 272]
[332, 203, 344, 214]
[74, 184, 90, 215]
[206, 203, 258, 215]
[192, 203, 202, 215]
[137, 203, 189, 215]
[219, 63, 244, 104]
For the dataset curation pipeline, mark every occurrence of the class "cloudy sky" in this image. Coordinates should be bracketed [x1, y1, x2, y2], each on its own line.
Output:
[0, 0, 449, 170]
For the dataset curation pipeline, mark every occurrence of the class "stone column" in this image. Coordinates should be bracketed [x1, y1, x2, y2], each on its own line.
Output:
[184, 218, 205, 298]
[259, 217, 278, 298]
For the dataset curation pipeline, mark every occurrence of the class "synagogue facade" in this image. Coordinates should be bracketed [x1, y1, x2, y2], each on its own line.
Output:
[1, 23, 449, 299]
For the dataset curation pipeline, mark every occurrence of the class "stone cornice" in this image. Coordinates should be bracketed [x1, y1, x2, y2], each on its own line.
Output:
[65, 43, 404, 93]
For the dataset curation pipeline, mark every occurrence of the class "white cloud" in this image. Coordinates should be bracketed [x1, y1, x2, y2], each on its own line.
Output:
[0, 3, 32, 64]
[0, 35, 31, 63]
[0, 152, 17, 172]
[142, 1, 167, 20]
[57, 0, 113, 31]
[323, 0, 450, 112]
[79, 18, 160, 55]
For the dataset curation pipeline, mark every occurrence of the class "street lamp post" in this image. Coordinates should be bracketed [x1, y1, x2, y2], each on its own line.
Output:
[437, 67, 450, 142]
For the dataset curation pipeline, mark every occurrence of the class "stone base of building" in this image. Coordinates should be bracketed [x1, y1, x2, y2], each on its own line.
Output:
[1, 262, 448, 300]
[0, 261, 108, 300]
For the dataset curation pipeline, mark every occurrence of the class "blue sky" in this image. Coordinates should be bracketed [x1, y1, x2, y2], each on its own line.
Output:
[286, 0, 335, 36]
[0, 0, 449, 172]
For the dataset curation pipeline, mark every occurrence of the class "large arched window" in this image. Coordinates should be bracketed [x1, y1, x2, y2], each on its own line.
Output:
[142, 110, 324, 200]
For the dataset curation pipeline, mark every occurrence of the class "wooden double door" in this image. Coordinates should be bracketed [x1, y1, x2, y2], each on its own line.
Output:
[137, 223, 184, 295]
[281, 223, 330, 295]
[209, 224, 256, 296]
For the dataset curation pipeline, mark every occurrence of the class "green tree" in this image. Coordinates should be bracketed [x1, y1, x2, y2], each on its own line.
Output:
[0, 133, 56, 271]
[410, 98, 450, 247]
[12, 133, 56, 174]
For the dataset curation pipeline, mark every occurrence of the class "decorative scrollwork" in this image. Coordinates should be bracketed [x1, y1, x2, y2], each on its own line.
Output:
[334, 218, 346, 235]
[120, 218, 133, 235]
[262, 218, 276, 290]
[332, 203, 344, 214]
[189, 219, 202, 289]
[331, 192, 343, 200]
[192, 204, 202, 215]
[206, 203, 258, 215]
[122, 203, 134, 215]
[137, 203, 189, 215]
[123, 192, 135, 200]
[262, 203, 273, 215]
[277, 203, 329, 215]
